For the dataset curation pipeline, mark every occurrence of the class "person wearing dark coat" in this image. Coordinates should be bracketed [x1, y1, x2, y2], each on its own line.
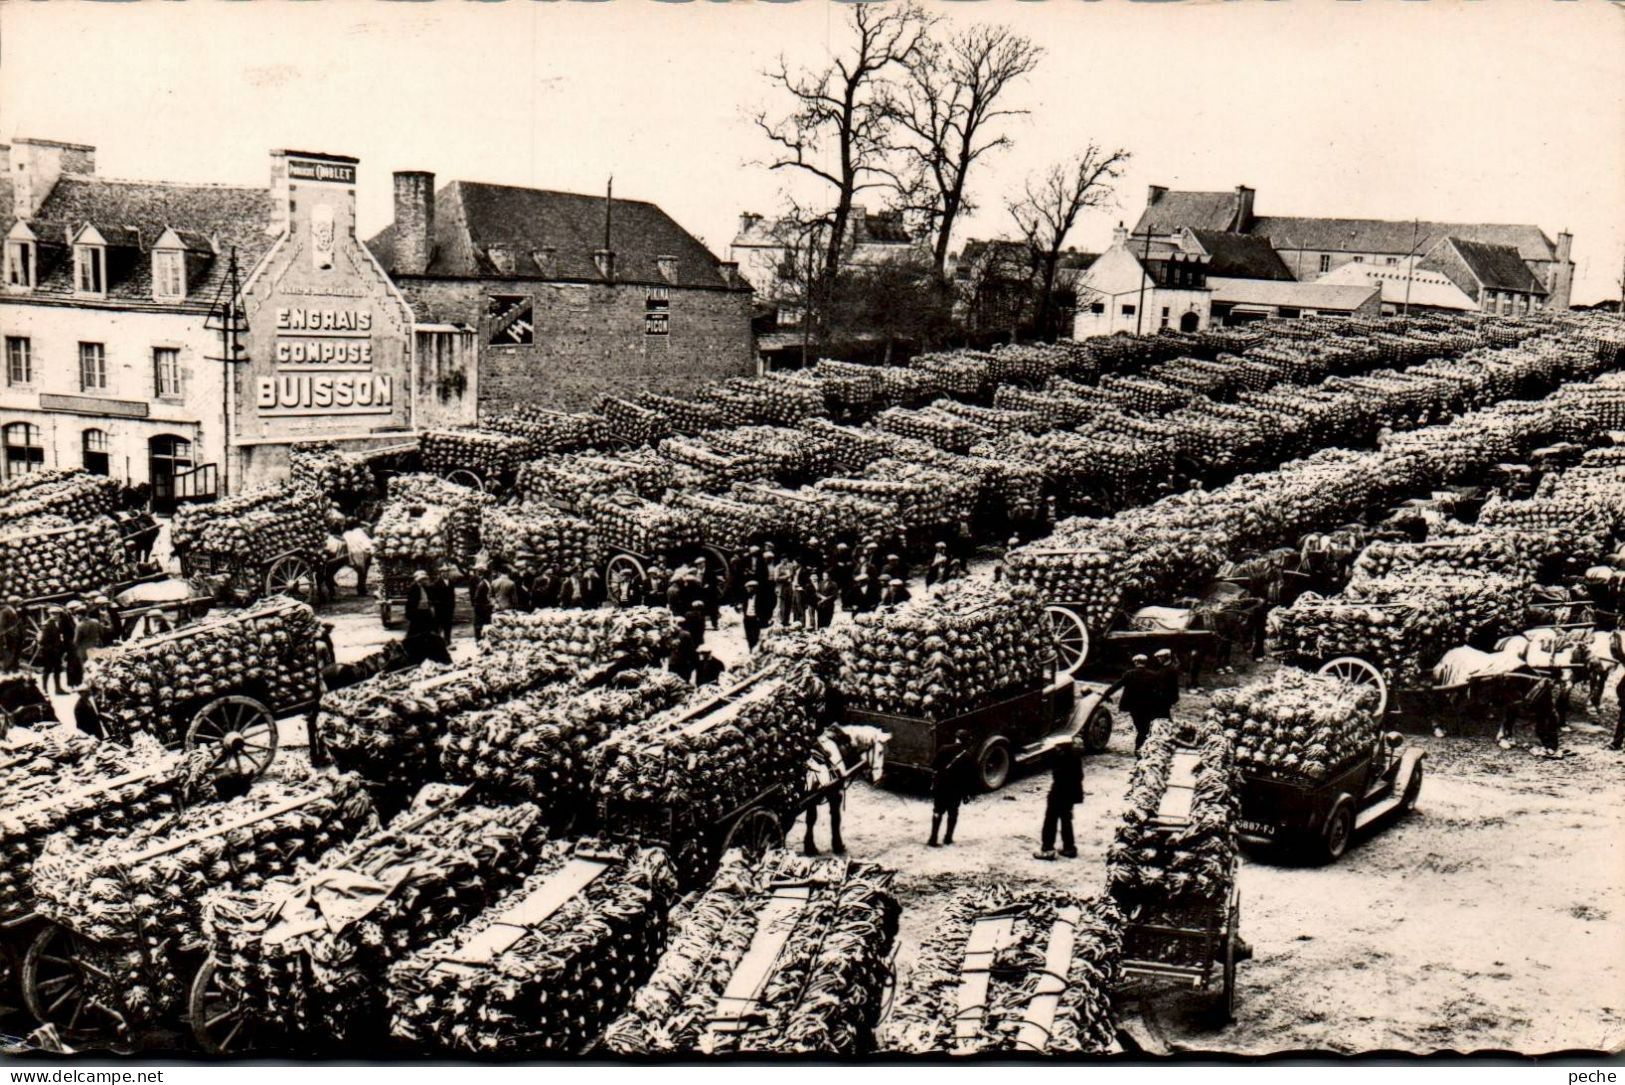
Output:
[928, 729, 975, 846]
[695, 648, 725, 686]
[666, 630, 698, 683]
[683, 605, 707, 650]
[741, 580, 765, 651]
[1153, 647, 1181, 717]
[37, 608, 71, 695]
[881, 553, 907, 586]
[1034, 735, 1086, 860]
[469, 567, 494, 643]
[581, 565, 604, 609]
[881, 578, 912, 608]
[812, 572, 838, 629]
[429, 566, 456, 644]
[0, 596, 22, 672]
[1117, 654, 1163, 752]
[405, 570, 437, 639]
[843, 573, 870, 615]
[925, 542, 951, 587]
[756, 555, 779, 623]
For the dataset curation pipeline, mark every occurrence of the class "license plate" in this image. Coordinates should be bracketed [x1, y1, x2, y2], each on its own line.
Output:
[1238, 819, 1277, 837]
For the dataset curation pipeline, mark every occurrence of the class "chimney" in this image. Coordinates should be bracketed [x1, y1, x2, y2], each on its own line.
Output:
[593, 249, 615, 280]
[1233, 185, 1255, 231]
[1112, 222, 1130, 247]
[738, 212, 763, 237]
[392, 171, 436, 275]
[12, 138, 96, 221]
[719, 261, 741, 288]
[1555, 230, 1573, 264]
[1146, 185, 1168, 207]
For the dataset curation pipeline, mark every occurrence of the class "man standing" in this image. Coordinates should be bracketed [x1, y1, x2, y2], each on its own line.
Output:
[469, 565, 494, 643]
[1034, 734, 1086, 860]
[406, 570, 436, 638]
[1117, 654, 1163, 752]
[491, 566, 517, 613]
[925, 542, 951, 587]
[343, 520, 374, 596]
[813, 571, 838, 629]
[70, 602, 106, 690]
[1153, 648, 1181, 719]
[928, 728, 974, 847]
[695, 647, 725, 686]
[0, 596, 22, 671]
[429, 566, 456, 645]
[882, 577, 912, 608]
[741, 580, 764, 651]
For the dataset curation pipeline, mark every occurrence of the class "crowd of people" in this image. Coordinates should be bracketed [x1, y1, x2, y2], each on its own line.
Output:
[0, 593, 119, 695]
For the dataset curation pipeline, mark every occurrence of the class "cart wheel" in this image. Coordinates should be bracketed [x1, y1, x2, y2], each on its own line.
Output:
[1084, 707, 1113, 755]
[187, 696, 279, 782]
[1047, 606, 1090, 675]
[722, 807, 783, 863]
[976, 736, 1013, 792]
[1400, 761, 1423, 812]
[445, 469, 485, 492]
[702, 546, 735, 598]
[1319, 798, 1355, 864]
[189, 956, 249, 1055]
[19, 607, 45, 667]
[22, 924, 120, 1040]
[265, 554, 316, 603]
[1318, 656, 1389, 716]
[606, 552, 647, 587]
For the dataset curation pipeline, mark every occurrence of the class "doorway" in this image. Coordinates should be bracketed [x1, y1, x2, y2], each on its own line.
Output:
[148, 434, 193, 512]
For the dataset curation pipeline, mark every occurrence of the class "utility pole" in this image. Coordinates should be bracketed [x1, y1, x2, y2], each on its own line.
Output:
[206, 246, 248, 499]
[1401, 218, 1420, 326]
[604, 176, 613, 253]
[1135, 227, 1153, 336]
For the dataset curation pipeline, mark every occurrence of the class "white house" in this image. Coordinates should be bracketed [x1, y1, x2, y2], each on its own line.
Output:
[1072, 227, 1210, 339]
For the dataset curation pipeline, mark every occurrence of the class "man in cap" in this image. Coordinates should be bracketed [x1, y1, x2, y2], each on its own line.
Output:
[68, 601, 105, 690]
[881, 552, 907, 586]
[882, 577, 911, 608]
[429, 564, 457, 644]
[469, 563, 494, 643]
[993, 536, 1021, 583]
[925, 541, 951, 587]
[741, 579, 765, 650]
[1153, 647, 1182, 719]
[1117, 653, 1163, 752]
[928, 728, 975, 847]
[405, 569, 436, 641]
[1034, 731, 1087, 860]
[695, 647, 725, 687]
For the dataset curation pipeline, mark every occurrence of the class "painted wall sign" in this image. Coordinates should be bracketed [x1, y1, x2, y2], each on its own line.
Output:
[255, 373, 393, 416]
[288, 159, 357, 185]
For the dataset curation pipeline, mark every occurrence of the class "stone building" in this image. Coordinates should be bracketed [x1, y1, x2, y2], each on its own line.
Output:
[0, 140, 443, 501]
[1131, 184, 1575, 309]
[367, 175, 755, 414]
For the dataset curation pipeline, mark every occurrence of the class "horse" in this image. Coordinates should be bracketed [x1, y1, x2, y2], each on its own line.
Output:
[801, 724, 889, 856]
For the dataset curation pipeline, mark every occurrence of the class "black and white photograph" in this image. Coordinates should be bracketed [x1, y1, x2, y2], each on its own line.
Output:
[0, 0, 1622, 1068]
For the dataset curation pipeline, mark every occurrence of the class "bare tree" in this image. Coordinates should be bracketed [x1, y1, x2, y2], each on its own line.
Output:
[754, 2, 930, 316]
[894, 24, 1043, 280]
[1009, 145, 1131, 339]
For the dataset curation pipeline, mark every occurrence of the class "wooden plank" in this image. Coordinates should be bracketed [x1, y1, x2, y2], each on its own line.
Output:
[130, 787, 334, 863]
[437, 858, 611, 968]
[1154, 750, 1201, 824]
[708, 886, 811, 1032]
[1013, 905, 1081, 1053]
[952, 914, 1016, 1049]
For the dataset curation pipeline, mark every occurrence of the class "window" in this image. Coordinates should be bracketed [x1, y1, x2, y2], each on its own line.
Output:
[1278, 307, 1302, 319]
[1318, 254, 1332, 274]
[486, 294, 534, 345]
[153, 250, 185, 300]
[79, 342, 108, 392]
[1089, 302, 1105, 315]
[5, 337, 31, 386]
[4, 241, 35, 288]
[82, 429, 110, 476]
[1352, 256, 1365, 264]
[3, 422, 44, 479]
[153, 347, 181, 398]
[1121, 304, 1136, 317]
[1384, 257, 1398, 266]
[1160, 306, 1171, 330]
[75, 245, 106, 296]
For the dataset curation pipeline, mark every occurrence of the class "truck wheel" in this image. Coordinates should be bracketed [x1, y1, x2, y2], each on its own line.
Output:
[976, 737, 1012, 792]
[1400, 762, 1423, 812]
[1318, 799, 1354, 864]
[1084, 708, 1113, 754]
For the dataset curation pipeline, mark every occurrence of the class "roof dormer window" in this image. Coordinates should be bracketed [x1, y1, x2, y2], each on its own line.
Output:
[154, 249, 185, 301]
[76, 245, 105, 296]
[4, 240, 34, 290]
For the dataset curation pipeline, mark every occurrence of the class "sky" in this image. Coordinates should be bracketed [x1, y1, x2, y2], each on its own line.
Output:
[2, 0, 1622, 303]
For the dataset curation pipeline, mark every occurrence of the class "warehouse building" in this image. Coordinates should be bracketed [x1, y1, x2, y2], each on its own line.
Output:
[369, 175, 756, 414]
[0, 140, 451, 502]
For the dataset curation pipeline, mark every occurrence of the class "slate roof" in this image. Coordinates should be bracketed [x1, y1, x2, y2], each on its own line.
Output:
[1208, 276, 1380, 312]
[1187, 229, 1293, 281]
[1437, 236, 1548, 294]
[1132, 190, 1246, 237]
[369, 180, 746, 291]
[1247, 216, 1556, 263]
[1316, 261, 1478, 312]
[7, 174, 275, 313]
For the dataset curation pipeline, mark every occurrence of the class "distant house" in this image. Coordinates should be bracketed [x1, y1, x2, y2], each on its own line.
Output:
[952, 239, 1097, 337]
[1132, 184, 1575, 309]
[369, 175, 755, 414]
[1418, 236, 1549, 316]
[1072, 227, 1210, 339]
[1315, 260, 1479, 316]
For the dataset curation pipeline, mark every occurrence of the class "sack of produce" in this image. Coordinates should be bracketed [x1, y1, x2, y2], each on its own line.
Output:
[84, 597, 322, 745]
[882, 887, 1121, 1055]
[1209, 668, 1378, 783]
[201, 786, 545, 1049]
[30, 770, 376, 1032]
[387, 839, 679, 1055]
[595, 665, 825, 882]
[603, 850, 899, 1055]
[480, 505, 603, 577]
[440, 669, 690, 822]
[836, 582, 1051, 719]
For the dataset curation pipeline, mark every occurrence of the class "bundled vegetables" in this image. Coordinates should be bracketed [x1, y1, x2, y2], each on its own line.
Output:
[481, 408, 613, 454]
[583, 491, 701, 556]
[517, 452, 674, 508]
[602, 396, 676, 447]
[657, 436, 770, 491]
[636, 392, 730, 436]
[481, 606, 679, 665]
[595, 665, 825, 882]
[288, 443, 377, 501]
[479, 505, 603, 577]
[872, 406, 993, 455]
[837, 582, 1051, 719]
[201, 786, 545, 1049]
[1004, 543, 1125, 634]
[440, 670, 691, 822]
[706, 378, 826, 427]
[374, 501, 456, 564]
[1267, 595, 1436, 689]
[729, 483, 899, 547]
[83, 597, 321, 744]
[172, 486, 325, 570]
[1209, 668, 1378, 783]
[0, 470, 121, 527]
[604, 850, 899, 1055]
[670, 490, 788, 550]
[0, 515, 125, 601]
[883, 887, 1121, 1055]
[419, 429, 531, 483]
[388, 839, 679, 1055]
[31, 770, 375, 1032]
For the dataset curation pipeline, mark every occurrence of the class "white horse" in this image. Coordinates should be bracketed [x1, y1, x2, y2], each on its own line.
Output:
[801, 724, 889, 856]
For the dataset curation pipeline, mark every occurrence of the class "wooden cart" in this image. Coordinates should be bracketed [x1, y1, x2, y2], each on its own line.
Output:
[180, 546, 317, 608]
[1118, 744, 1244, 1023]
